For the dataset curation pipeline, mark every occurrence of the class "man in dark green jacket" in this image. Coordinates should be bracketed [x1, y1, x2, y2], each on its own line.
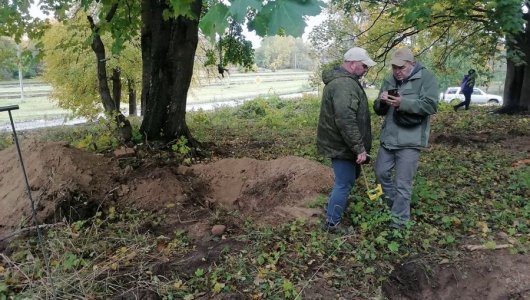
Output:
[317, 47, 376, 232]
[373, 47, 439, 229]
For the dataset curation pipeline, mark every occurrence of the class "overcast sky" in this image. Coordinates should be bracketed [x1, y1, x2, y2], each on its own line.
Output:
[243, 14, 326, 48]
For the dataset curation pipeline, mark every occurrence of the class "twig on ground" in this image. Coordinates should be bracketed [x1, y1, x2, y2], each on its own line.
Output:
[0, 222, 65, 242]
[463, 244, 512, 251]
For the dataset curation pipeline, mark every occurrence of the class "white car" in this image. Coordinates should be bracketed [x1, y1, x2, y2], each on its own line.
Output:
[439, 87, 503, 105]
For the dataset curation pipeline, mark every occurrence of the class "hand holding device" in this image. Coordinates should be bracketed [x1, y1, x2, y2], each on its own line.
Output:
[387, 89, 400, 97]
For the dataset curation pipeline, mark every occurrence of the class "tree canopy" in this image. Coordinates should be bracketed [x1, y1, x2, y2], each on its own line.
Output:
[1, 0, 324, 142]
[311, 0, 529, 111]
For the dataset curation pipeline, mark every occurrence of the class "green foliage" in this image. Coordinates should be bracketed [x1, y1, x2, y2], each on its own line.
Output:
[310, 0, 524, 92]
[41, 12, 141, 119]
[221, 23, 255, 70]
[200, 3, 230, 40]
[171, 136, 193, 164]
[0, 37, 18, 80]
[2, 209, 171, 298]
[255, 36, 316, 70]
[2, 96, 529, 299]
[200, 0, 324, 40]
[248, 0, 324, 37]
[0, 37, 40, 80]
[74, 117, 120, 152]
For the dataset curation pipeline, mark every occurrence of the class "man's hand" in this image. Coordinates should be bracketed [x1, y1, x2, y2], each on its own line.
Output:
[386, 94, 401, 107]
[356, 151, 367, 164]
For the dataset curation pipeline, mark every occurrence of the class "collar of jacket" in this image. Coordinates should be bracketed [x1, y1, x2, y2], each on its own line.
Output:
[338, 66, 362, 81]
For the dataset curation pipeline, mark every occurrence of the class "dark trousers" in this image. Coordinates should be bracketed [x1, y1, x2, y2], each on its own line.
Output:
[454, 91, 472, 110]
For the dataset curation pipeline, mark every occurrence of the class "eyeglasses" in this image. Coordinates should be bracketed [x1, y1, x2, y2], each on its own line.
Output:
[362, 64, 369, 69]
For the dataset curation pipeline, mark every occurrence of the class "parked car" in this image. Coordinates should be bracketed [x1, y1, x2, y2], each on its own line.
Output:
[439, 87, 503, 105]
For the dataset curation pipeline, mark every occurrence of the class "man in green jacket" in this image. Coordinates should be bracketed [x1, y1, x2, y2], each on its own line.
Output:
[373, 47, 439, 229]
[317, 47, 376, 232]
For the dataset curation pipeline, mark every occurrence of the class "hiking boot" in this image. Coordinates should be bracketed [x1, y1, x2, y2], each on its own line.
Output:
[322, 222, 351, 235]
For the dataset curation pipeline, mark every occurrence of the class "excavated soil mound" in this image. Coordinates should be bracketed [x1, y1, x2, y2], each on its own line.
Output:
[0, 140, 333, 241]
[383, 251, 530, 300]
[0, 140, 119, 239]
[180, 156, 333, 224]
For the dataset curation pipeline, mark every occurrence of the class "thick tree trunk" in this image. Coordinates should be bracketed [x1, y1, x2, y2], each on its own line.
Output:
[139, 0, 202, 141]
[128, 78, 137, 116]
[501, 11, 530, 113]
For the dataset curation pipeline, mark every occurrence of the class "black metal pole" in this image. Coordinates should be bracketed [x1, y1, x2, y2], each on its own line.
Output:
[6, 108, 40, 228]
[1, 105, 56, 298]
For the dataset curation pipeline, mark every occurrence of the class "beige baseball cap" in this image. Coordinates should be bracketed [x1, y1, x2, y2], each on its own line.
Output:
[391, 47, 415, 66]
[343, 47, 376, 67]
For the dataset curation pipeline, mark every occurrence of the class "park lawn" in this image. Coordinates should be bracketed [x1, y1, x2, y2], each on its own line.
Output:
[1, 95, 528, 298]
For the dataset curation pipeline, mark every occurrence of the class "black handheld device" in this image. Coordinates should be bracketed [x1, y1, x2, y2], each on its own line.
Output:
[388, 89, 399, 97]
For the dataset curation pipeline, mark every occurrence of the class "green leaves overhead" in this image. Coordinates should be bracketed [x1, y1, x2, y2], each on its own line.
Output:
[200, 0, 324, 40]
[200, 3, 230, 40]
[249, 0, 324, 37]
[229, 0, 262, 22]
[0, 0, 34, 41]
[168, 0, 198, 19]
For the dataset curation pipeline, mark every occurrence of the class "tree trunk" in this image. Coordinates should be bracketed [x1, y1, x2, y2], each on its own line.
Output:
[139, 0, 202, 141]
[501, 11, 530, 113]
[111, 67, 122, 110]
[90, 28, 117, 112]
[88, 12, 132, 143]
[128, 78, 137, 116]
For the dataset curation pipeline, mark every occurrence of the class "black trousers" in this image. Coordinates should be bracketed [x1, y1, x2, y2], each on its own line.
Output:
[454, 91, 472, 110]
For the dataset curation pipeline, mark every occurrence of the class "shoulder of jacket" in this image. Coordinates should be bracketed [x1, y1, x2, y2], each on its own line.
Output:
[382, 74, 395, 86]
[330, 75, 359, 86]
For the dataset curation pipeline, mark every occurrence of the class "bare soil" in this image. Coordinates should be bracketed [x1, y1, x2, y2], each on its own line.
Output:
[1, 139, 529, 299]
[0, 140, 330, 242]
[383, 251, 530, 300]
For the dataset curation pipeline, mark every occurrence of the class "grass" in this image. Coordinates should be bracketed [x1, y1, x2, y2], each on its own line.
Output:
[0, 96, 72, 124]
[0, 73, 315, 126]
[1, 95, 529, 299]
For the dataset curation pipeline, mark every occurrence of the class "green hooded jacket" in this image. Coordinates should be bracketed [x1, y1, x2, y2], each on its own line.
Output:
[373, 63, 439, 149]
[316, 67, 372, 160]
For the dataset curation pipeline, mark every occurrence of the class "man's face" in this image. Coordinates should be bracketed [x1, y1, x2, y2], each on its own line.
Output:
[392, 61, 414, 80]
[347, 61, 369, 76]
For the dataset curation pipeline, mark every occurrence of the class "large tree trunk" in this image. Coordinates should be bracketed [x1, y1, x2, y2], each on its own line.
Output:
[501, 10, 530, 113]
[139, 0, 202, 141]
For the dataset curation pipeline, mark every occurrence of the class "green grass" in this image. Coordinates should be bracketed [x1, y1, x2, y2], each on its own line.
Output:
[0, 74, 315, 126]
[0, 96, 71, 124]
[1, 95, 528, 299]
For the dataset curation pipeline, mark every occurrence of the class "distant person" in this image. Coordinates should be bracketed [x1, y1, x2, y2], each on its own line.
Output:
[454, 69, 476, 111]
[316, 47, 376, 233]
[218, 64, 230, 78]
[373, 47, 439, 229]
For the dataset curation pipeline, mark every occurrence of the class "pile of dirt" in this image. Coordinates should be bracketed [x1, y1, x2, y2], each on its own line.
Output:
[0, 140, 333, 241]
[383, 250, 530, 300]
[0, 141, 120, 239]
[181, 156, 333, 224]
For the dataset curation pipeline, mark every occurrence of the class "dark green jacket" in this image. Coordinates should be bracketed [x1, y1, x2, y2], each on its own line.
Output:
[373, 63, 439, 149]
[316, 67, 372, 160]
